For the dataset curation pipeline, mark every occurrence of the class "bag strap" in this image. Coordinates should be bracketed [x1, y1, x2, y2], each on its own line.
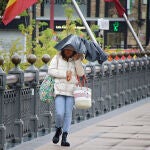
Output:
[56, 53, 60, 69]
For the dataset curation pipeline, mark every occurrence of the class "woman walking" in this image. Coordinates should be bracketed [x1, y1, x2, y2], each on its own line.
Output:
[48, 45, 85, 147]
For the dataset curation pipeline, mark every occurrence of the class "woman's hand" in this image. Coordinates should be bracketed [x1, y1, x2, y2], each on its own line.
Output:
[66, 70, 72, 81]
[73, 53, 82, 61]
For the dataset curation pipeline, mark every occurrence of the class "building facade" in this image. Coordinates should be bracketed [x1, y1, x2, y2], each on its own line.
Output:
[89, 0, 148, 49]
[0, 0, 149, 50]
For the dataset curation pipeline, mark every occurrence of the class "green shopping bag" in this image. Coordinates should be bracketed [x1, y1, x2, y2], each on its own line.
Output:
[39, 75, 55, 103]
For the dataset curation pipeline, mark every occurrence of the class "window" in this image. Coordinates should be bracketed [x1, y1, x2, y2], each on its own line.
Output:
[107, 32, 124, 48]
[105, 0, 126, 18]
[43, 0, 87, 18]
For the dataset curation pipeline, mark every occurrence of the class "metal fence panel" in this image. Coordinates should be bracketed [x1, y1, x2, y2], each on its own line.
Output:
[0, 56, 150, 149]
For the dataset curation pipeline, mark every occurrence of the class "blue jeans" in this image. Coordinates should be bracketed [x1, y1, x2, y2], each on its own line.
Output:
[55, 95, 74, 133]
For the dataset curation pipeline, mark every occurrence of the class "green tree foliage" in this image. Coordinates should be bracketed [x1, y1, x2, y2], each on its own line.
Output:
[56, 1, 86, 40]
[18, 21, 34, 55]
[57, 2, 103, 46]
[18, 20, 57, 68]
[1, 1, 104, 71]
[0, 0, 8, 17]
[0, 39, 23, 72]
[33, 28, 57, 66]
[90, 24, 104, 45]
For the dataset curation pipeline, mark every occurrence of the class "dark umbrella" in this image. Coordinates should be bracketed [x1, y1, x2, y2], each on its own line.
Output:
[55, 34, 107, 64]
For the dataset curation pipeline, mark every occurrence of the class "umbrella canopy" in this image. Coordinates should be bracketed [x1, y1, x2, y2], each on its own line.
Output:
[55, 34, 107, 64]
[55, 34, 86, 53]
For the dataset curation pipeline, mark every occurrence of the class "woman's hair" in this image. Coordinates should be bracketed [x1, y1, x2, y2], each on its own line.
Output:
[61, 50, 77, 59]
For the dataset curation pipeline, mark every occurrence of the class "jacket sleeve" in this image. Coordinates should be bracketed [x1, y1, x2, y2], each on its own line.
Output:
[74, 58, 85, 77]
[48, 55, 66, 78]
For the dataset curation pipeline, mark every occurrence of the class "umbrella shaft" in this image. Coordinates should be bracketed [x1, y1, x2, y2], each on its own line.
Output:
[123, 13, 144, 52]
[71, 0, 98, 44]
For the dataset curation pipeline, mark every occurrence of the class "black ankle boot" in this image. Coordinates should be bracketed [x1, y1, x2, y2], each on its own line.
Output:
[52, 127, 62, 144]
[61, 132, 70, 147]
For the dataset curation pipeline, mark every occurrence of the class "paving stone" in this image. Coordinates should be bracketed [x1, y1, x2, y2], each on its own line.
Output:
[100, 133, 134, 139]
[82, 137, 123, 146]
[36, 143, 69, 150]
[125, 121, 147, 126]
[96, 121, 122, 127]
[131, 133, 150, 140]
[110, 146, 145, 150]
[117, 139, 150, 147]
[72, 145, 111, 150]
[110, 125, 143, 133]
[71, 125, 114, 136]
[68, 137, 90, 147]
[138, 126, 150, 134]
[95, 126, 116, 132]
[33, 100, 150, 150]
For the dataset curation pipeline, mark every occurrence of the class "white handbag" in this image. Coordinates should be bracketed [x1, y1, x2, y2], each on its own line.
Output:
[73, 75, 92, 109]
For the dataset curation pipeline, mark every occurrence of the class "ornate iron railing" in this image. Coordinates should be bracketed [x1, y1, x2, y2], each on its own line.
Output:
[0, 52, 150, 149]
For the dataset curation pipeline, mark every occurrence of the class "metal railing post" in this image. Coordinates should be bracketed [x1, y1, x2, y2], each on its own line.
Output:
[25, 54, 39, 138]
[0, 56, 6, 150]
[39, 54, 52, 133]
[8, 54, 24, 143]
[92, 64, 101, 116]
[111, 60, 119, 109]
[118, 60, 126, 106]
[147, 56, 150, 96]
